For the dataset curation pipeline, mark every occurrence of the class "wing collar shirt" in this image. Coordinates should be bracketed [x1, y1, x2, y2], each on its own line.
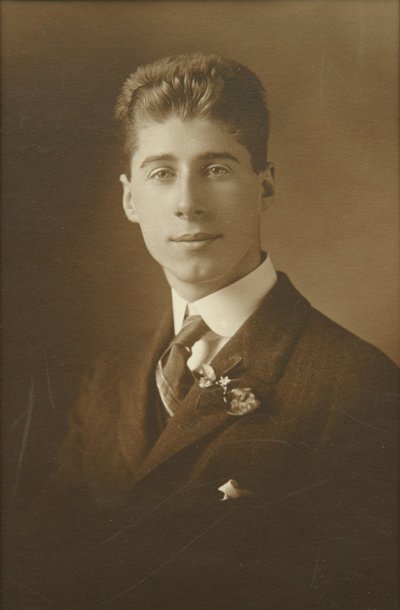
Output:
[171, 254, 277, 372]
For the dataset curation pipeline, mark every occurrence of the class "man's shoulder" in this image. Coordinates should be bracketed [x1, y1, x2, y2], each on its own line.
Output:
[305, 306, 395, 367]
[293, 305, 398, 395]
[268, 272, 398, 377]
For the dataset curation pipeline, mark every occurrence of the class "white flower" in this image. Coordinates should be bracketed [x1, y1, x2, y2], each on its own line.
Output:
[198, 376, 214, 389]
[197, 370, 261, 418]
[217, 376, 231, 389]
[197, 367, 233, 393]
[227, 387, 260, 416]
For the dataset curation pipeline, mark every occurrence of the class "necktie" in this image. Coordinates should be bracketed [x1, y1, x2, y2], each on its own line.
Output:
[156, 315, 209, 416]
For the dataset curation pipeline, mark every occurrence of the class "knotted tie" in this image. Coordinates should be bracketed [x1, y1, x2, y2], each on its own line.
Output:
[156, 315, 209, 416]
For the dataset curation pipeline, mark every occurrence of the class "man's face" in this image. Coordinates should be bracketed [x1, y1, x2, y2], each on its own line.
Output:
[120, 115, 273, 301]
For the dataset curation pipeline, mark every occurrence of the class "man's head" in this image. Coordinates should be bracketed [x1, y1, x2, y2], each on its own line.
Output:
[116, 53, 274, 301]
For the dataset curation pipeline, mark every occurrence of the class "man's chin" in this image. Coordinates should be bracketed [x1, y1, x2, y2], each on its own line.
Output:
[164, 267, 219, 287]
[163, 265, 228, 299]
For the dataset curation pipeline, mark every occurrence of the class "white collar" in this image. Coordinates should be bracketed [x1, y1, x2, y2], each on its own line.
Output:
[172, 254, 277, 338]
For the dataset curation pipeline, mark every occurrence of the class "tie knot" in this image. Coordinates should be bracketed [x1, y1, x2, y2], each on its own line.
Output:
[172, 315, 209, 351]
[156, 315, 209, 414]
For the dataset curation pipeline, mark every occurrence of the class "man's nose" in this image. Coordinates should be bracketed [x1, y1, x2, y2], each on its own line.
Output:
[174, 177, 206, 219]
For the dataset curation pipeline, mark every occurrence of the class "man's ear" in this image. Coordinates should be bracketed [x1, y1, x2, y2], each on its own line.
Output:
[258, 162, 275, 210]
[120, 174, 139, 223]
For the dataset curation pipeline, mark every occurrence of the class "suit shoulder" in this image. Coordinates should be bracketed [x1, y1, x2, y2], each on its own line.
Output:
[298, 306, 398, 380]
[264, 273, 397, 384]
[281, 303, 399, 431]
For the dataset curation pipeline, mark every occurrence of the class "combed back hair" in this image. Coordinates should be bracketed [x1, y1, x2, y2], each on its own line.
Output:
[115, 53, 270, 173]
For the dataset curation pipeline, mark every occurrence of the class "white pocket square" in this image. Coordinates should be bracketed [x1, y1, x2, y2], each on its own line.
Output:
[218, 479, 253, 501]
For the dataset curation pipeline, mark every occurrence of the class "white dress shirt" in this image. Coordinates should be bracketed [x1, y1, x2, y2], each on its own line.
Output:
[171, 254, 277, 372]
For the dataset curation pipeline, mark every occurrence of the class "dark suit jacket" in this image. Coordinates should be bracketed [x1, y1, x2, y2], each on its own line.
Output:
[8, 274, 399, 610]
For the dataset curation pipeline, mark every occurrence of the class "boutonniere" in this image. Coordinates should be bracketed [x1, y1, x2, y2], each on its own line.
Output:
[196, 364, 261, 417]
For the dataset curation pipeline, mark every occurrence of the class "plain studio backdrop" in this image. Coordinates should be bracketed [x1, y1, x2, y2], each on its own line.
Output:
[2, 1, 399, 498]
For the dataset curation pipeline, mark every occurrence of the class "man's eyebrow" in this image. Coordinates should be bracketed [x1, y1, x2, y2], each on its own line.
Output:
[140, 154, 177, 169]
[139, 151, 240, 169]
[197, 152, 240, 164]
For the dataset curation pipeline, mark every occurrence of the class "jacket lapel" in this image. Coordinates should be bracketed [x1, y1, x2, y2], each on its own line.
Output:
[136, 330, 244, 481]
[136, 273, 313, 482]
[116, 310, 173, 477]
[241, 272, 312, 383]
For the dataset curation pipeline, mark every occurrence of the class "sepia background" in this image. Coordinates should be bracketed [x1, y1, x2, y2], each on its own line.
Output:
[2, 0, 399, 499]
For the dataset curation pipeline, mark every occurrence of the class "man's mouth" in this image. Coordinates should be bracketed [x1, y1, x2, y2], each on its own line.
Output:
[172, 233, 221, 242]
[171, 233, 222, 250]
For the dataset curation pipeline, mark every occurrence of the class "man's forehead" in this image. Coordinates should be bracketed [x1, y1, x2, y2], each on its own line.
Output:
[130, 115, 251, 167]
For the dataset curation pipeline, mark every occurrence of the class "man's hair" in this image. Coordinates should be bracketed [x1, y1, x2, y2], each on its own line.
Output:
[115, 53, 270, 173]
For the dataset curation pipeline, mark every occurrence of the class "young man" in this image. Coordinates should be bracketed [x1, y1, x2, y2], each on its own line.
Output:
[11, 53, 398, 610]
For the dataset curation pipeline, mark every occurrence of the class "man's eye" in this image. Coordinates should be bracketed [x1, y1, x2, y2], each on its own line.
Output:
[204, 165, 229, 177]
[149, 168, 175, 180]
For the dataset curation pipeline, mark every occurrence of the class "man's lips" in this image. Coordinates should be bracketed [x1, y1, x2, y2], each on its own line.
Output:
[170, 233, 222, 251]
[172, 233, 221, 242]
